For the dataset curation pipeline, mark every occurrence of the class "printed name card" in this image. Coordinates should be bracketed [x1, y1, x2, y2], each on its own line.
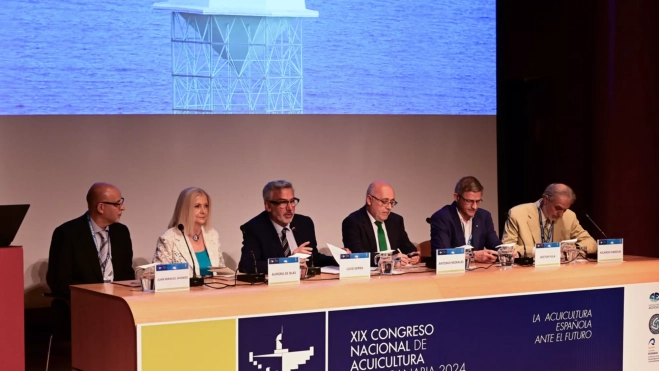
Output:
[155, 263, 190, 292]
[535, 242, 561, 267]
[435, 248, 466, 274]
[339, 252, 371, 280]
[268, 257, 301, 285]
[597, 238, 624, 263]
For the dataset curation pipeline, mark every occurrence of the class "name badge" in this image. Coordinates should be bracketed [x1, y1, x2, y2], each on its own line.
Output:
[597, 239, 624, 263]
[267, 257, 300, 285]
[339, 253, 371, 280]
[155, 263, 190, 292]
[436, 248, 466, 274]
[535, 242, 560, 267]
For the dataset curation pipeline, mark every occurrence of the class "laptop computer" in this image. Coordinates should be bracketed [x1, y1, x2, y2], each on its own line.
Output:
[0, 204, 30, 247]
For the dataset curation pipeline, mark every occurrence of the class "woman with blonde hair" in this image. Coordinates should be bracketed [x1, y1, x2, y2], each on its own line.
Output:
[153, 187, 225, 276]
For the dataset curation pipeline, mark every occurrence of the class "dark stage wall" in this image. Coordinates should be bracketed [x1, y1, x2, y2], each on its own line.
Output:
[497, 0, 659, 257]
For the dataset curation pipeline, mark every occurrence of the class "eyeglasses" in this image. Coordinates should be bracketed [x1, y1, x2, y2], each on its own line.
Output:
[268, 198, 300, 208]
[459, 195, 483, 206]
[99, 198, 125, 207]
[369, 194, 398, 208]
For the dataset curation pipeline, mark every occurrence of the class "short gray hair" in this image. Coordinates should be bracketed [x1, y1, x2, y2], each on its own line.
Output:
[542, 183, 576, 203]
[262, 180, 294, 201]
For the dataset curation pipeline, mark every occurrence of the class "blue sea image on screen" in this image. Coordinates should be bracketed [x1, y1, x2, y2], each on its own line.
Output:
[0, 0, 495, 115]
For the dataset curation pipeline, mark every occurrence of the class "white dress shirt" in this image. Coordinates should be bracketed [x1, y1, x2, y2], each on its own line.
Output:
[456, 209, 473, 246]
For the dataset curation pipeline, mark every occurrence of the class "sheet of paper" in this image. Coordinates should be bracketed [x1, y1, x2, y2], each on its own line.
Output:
[208, 266, 235, 275]
[210, 275, 236, 281]
[561, 239, 578, 244]
[290, 252, 311, 259]
[495, 243, 516, 248]
[320, 266, 340, 274]
[112, 280, 141, 287]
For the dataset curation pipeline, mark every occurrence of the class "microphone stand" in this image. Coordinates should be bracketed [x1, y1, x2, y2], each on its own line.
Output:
[307, 251, 321, 277]
[177, 224, 204, 287]
[236, 224, 266, 283]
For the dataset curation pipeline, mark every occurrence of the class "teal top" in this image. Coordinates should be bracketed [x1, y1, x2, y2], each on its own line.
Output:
[194, 249, 212, 277]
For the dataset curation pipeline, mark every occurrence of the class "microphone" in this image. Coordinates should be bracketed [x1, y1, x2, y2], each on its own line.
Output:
[584, 213, 608, 239]
[296, 227, 320, 277]
[425, 216, 437, 269]
[515, 224, 534, 266]
[177, 224, 204, 287]
[236, 224, 266, 283]
[582, 212, 607, 260]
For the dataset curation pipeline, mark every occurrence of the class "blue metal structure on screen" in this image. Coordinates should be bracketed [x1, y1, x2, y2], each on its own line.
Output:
[153, 1, 318, 113]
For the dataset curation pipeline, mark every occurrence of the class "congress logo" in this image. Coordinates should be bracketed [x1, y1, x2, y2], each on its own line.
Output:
[651, 293, 659, 302]
[649, 315, 659, 334]
[248, 327, 314, 371]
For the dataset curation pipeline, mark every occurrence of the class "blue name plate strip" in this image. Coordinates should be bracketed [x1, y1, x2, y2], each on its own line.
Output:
[268, 257, 299, 265]
[438, 247, 465, 255]
[536, 242, 560, 248]
[156, 262, 189, 271]
[340, 253, 370, 259]
[599, 239, 623, 245]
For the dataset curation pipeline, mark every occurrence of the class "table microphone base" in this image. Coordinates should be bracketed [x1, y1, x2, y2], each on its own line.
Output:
[237, 273, 266, 283]
[190, 277, 205, 287]
[307, 267, 321, 277]
[516, 257, 534, 266]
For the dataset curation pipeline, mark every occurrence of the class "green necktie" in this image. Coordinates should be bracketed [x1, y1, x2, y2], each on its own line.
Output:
[374, 221, 388, 251]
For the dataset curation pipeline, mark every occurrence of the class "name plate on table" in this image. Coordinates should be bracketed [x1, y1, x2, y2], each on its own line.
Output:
[597, 238, 624, 262]
[436, 248, 465, 274]
[155, 263, 190, 292]
[339, 253, 371, 280]
[268, 257, 300, 285]
[535, 242, 560, 267]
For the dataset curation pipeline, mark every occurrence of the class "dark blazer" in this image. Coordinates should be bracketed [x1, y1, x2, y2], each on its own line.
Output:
[342, 206, 416, 265]
[430, 202, 501, 255]
[46, 213, 134, 299]
[238, 211, 335, 273]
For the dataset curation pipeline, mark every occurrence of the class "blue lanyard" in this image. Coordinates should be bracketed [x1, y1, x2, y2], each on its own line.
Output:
[87, 213, 111, 275]
[459, 218, 473, 246]
[537, 205, 553, 243]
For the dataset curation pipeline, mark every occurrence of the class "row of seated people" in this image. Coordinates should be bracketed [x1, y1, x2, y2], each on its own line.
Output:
[46, 177, 597, 299]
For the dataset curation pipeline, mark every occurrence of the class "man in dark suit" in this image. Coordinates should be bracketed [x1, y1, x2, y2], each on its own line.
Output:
[342, 181, 420, 266]
[238, 180, 336, 274]
[47, 182, 134, 299]
[430, 176, 501, 263]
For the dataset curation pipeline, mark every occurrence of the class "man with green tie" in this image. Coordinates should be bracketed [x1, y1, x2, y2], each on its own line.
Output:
[341, 180, 420, 266]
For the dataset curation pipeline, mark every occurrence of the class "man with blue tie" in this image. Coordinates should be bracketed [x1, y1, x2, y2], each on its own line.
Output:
[429, 176, 501, 263]
[342, 181, 420, 266]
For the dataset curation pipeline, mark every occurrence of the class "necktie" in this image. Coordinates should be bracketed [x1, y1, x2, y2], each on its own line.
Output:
[543, 221, 551, 243]
[98, 230, 114, 282]
[374, 221, 388, 251]
[281, 227, 291, 257]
